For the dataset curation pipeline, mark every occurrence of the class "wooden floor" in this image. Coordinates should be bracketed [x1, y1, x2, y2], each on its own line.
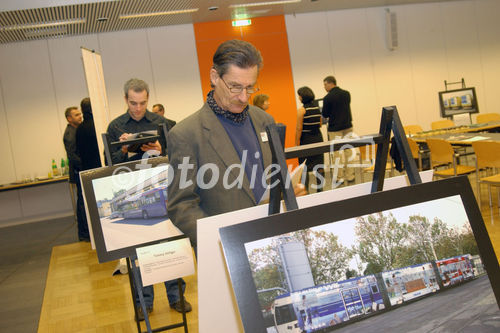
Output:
[37, 245, 198, 333]
[38, 181, 500, 333]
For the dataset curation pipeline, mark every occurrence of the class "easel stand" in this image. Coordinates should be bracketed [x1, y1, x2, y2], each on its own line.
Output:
[102, 123, 188, 333]
[444, 78, 472, 123]
[265, 106, 421, 214]
[127, 257, 188, 333]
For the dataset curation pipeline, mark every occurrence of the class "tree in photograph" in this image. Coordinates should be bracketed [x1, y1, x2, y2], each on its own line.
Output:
[455, 222, 480, 256]
[431, 217, 461, 259]
[303, 230, 352, 285]
[407, 215, 439, 262]
[354, 212, 408, 274]
[248, 245, 284, 308]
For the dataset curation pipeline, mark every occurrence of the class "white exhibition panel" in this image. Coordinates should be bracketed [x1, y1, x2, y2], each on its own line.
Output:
[81, 48, 110, 159]
[197, 172, 433, 332]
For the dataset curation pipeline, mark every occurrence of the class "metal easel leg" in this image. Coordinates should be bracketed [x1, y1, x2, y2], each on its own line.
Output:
[128, 257, 153, 333]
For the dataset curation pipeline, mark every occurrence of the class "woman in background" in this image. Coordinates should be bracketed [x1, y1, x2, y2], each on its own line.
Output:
[295, 86, 325, 192]
[253, 93, 270, 111]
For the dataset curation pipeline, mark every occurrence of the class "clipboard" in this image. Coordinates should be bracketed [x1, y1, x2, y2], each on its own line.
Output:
[110, 132, 159, 153]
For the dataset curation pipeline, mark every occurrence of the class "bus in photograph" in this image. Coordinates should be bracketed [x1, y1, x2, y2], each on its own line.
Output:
[436, 254, 474, 287]
[382, 262, 439, 306]
[272, 275, 383, 333]
[116, 185, 168, 219]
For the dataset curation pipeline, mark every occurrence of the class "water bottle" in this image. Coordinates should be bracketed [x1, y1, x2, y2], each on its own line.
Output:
[52, 159, 59, 177]
[60, 158, 66, 175]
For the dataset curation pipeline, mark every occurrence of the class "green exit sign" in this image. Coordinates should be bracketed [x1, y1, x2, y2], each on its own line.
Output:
[232, 19, 251, 27]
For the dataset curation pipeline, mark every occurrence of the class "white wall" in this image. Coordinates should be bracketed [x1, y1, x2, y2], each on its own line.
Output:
[0, 24, 202, 185]
[285, 0, 500, 136]
[1, 0, 499, 186]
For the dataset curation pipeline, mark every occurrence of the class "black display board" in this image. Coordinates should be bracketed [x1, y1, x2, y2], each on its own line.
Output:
[220, 176, 499, 332]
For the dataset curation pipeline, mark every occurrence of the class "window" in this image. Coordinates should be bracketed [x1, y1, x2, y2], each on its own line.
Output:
[275, 304, 296, 325]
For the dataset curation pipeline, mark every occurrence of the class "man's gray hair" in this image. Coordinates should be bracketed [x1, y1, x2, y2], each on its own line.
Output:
[212, 39, 263, 77]
[124, 78, 149, 98]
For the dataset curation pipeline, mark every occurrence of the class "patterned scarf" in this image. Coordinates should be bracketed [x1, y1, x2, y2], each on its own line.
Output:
[206, 90, 249, 124]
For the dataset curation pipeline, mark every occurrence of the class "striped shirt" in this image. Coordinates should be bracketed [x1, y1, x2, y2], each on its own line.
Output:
[302, 102, 322, 134]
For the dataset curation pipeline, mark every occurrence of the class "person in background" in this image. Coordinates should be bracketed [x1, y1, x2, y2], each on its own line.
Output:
[106, 79, 166, 165]
[152, 103, 165, 116]
[167, 39, 307, 254]
[76, 97, 102, 171]
[106, 78, 190, 320]
[63, 106, 89, 241]
[252, 93, 270, 111]
[322, 75, 355, 183]
[295, 86, 325, 192]
[152, 103, 177, 131]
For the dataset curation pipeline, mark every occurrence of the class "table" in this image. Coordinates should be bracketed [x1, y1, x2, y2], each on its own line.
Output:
[412, 121, 500, 138]
[0, 176, 69, 192]
[412, 132, 500, 146]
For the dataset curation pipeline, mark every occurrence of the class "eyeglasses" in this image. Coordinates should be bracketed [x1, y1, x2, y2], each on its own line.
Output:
[220, 76, 259, 94]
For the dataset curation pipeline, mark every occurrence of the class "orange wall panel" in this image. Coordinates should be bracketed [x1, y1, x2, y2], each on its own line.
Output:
[194, 16, 298, 166]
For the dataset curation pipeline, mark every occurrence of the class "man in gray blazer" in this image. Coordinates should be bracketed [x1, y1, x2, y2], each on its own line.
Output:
[167, 40, 306, 251]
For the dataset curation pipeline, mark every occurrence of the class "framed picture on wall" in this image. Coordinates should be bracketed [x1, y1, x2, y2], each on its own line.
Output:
[80, 156, 183, 262]
[219, 176, 500, 332]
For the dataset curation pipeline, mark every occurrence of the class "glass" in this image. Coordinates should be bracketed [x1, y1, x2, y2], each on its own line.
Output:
[220, 76, 259, 94]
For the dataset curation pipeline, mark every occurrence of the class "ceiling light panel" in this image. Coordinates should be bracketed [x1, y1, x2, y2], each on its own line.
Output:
[119, 8, 199, 19]
[229, 0, 302, 8]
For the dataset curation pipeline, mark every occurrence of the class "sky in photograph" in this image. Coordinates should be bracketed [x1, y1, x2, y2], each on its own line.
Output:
[245, 195, 469, 260]
[92, 166, 168, 201]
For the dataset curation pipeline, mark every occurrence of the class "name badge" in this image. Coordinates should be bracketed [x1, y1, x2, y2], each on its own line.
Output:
[260, 132, 268, 142]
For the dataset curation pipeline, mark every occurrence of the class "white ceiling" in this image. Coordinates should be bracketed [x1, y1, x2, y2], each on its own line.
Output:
[0, 0, 458, 44]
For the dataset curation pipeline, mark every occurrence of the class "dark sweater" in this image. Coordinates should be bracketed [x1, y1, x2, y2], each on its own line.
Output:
[216, 113, 266, 202]
[322, 86, 353, 132]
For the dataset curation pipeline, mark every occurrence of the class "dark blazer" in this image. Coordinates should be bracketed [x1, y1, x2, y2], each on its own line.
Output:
[63, 124, 81, 183]
[76, 113, 102, 170]
[167, 103, 275, 248]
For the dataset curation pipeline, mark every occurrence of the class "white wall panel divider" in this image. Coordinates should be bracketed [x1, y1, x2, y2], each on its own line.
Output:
[81, 47, 110, 159]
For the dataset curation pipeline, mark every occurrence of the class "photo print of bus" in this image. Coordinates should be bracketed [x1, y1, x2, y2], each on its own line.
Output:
[244, 195, 489, 333]
[91, 165, 171, 251]
[112, 185, 168, 219]
[93, 166, 168, 221]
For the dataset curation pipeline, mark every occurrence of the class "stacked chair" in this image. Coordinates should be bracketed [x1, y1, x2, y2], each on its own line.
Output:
[426, 138, 475, 179]
[471, 141, 500, 207]
[431, 119, 455, 130]
[476, 113, 500, 124]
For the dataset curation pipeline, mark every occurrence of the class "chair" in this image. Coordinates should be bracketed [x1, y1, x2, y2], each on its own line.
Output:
[476, 113, 500, 124]
[431, 119, 455, 130]
[403, 124, 423, 136]
[426, 138, 475, 179]
[407, 137, 423, 171]
[471, 141, 500, 206]
[359, 144, 394, 182]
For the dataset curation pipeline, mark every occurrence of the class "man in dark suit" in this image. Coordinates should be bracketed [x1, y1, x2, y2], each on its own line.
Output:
[167, 40, 306, 252]
[63, 106, 89, 241]
[322, 75, 355, 183]
[152, 103, 176, 132]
